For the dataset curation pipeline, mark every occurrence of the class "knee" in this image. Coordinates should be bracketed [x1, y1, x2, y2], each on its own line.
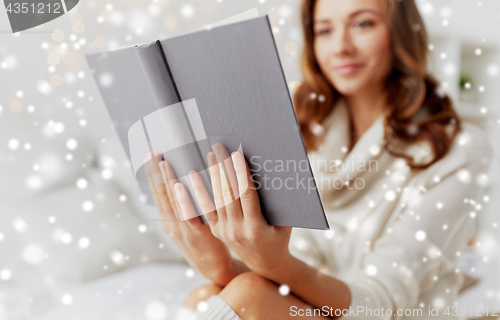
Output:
[182, 283, 223, 312]
[219, 273, 278, 319]
[220, 272, 276, 302]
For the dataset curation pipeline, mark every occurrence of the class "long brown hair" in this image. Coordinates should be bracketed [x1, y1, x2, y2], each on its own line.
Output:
[293, 0, 461, 169]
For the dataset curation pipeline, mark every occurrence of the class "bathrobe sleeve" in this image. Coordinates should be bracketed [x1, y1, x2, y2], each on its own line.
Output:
[341, 125, 492, 320]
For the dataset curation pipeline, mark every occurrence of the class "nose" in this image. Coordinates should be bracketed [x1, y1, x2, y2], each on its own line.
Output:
[333, 26, 355, 58]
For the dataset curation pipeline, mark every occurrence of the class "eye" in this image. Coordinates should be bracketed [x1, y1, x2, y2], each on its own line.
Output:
[315, 28, 332, 36]
[354, 20, 374, 29]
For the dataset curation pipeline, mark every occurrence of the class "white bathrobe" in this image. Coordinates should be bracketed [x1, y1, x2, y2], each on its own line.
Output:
[288, 99, 492, 320]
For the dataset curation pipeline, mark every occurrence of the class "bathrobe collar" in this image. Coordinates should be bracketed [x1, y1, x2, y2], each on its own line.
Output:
[308, 97, 389, 209]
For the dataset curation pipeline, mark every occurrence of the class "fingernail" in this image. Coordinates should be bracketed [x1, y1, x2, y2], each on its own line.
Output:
[231, 151, 239, 164]
[174, 183, 182, 194]
[213, 144, 222, 156]
[188, 170, 197, 180]
[159, 161, 165, 172]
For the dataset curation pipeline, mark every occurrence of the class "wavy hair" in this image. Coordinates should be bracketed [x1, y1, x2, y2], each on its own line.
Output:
[293, 0, 461, 169]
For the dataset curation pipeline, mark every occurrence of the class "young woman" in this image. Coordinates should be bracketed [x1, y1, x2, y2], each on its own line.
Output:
[146, 0, 492, 318]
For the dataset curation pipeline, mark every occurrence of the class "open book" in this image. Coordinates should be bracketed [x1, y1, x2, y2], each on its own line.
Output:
[85, 10, 329, 230]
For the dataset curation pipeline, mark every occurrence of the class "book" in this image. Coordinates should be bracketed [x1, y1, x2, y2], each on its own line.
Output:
[85, 11, 329, 230]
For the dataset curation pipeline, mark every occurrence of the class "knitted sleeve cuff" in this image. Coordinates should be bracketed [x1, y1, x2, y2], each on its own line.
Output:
[195, 295, 241, 320]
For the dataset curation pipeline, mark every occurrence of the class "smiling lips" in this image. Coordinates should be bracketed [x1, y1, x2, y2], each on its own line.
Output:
[334, 63, 365, 75]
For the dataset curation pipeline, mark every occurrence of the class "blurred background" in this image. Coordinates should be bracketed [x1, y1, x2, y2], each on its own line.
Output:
[0, 0, 499, 319]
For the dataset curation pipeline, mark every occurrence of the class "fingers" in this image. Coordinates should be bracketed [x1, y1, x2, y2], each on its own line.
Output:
[149, 154, 179, 223]
[231, 152, 249, 199]
[148, 152, 164, 184]
[174, 182, 203, 229]
[207, 151, 228, 222]
[212, 143, 239, 204]
[231, 151, 265, 223]
[159, 160, 182, 221]
[188, 170, 218, 224]
[212, 143, 243, 221]
[145, 155, 166, 221]
[145, 153, 172, 221]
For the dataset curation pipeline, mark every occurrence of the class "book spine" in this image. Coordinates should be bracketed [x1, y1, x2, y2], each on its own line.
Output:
[135, 41, 210, 222]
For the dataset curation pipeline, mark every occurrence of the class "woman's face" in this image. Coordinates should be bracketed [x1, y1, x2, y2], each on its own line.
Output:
[313, 0, 393, 96]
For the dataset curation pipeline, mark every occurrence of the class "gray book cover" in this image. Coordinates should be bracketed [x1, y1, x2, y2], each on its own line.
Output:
[85, 15, 329, 230]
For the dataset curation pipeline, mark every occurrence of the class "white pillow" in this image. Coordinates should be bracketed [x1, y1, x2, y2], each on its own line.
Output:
[0, 133, 96, 204]
[2, 176, 175, 287]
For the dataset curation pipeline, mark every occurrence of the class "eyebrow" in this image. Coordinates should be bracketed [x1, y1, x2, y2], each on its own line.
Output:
[313, 9, 382, 24]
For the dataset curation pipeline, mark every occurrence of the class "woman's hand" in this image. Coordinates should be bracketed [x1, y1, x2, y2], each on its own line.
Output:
[174, 144, 293, 279]
[145, 153, 249, 286]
